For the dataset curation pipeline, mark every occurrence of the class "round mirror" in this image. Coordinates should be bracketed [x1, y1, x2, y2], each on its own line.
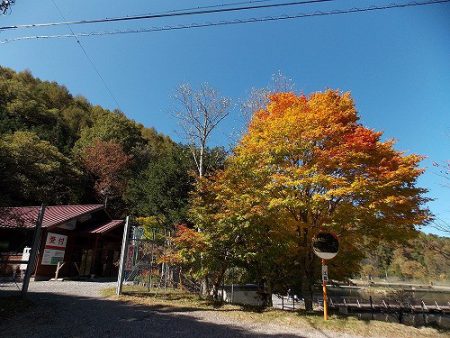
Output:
[312, 232, 339, 260]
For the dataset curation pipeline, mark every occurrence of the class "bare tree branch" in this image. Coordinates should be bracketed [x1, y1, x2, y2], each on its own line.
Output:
[173, 83, 231, 178]
[241, 70, 296, 124]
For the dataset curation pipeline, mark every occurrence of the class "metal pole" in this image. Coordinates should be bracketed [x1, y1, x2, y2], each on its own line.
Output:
[370, 295, 374, 320]
[231, 267, 235, 303]
[116, 216, 130, 296]
[150, 228, 155, 291]
[222, 275, 225, 303]
[21, 205, 46, 297]
[322, 259, 328, 320]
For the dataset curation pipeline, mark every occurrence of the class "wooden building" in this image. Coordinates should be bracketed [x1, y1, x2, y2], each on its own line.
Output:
[0, 205, 124, 280]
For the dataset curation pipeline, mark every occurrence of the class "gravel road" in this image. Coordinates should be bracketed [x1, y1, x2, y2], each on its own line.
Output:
[0, 281, 373, 338]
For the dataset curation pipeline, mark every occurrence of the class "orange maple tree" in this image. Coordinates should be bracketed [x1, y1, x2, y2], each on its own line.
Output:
[187, 90, 431, 308]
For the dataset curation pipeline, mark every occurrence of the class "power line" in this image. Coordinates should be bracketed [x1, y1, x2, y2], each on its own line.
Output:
[1, 0, 447, 44]
[152, 0, 285, 14]
[51, 0, 122, 110]
[0, 0, 338, 31]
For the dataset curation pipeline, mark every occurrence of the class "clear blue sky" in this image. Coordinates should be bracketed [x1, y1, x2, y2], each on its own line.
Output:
[1, 1, 449, 235]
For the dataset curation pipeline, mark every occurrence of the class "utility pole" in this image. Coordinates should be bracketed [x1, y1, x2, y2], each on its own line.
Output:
[312, 231, 339, 321]
[322, 259, 328, 320]
[21, 205, 46, 297]
[116, 216, 130, 295]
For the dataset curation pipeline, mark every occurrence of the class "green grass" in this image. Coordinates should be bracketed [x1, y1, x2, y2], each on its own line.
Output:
[101, 287, 449, 338]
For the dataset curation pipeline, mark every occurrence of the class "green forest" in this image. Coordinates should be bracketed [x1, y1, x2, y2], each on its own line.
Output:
[0, 66, 226, 223]
[0, 66, 448, 288]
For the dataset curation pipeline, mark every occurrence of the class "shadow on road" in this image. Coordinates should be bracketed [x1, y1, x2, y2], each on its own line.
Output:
[0, 292, 305, 338]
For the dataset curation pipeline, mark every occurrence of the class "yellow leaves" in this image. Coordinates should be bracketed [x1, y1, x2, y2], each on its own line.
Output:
[241, 90, 363, 162]
[136, 215, 165, 228]
[189, 89, 431, 267]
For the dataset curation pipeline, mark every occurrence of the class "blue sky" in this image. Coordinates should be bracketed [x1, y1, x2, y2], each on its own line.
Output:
[0, 0, 449, 235]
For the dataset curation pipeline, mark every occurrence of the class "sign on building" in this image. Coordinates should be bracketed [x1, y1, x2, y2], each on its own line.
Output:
[125, 244, 135, 271]
[41, 232, 67, 265]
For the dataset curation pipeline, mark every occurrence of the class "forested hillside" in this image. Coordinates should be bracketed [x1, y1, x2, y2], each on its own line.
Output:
[0, 66, 210, 222]
[360, 232, 450, 282]
[0, 66, 448, 284]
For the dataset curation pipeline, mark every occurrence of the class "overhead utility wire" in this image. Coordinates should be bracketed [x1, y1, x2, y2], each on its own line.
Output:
[155, 0, 284, 14]
[0, 0, 338, 31]
[51, 0, 122, 110]
[1, 0, 447, 44]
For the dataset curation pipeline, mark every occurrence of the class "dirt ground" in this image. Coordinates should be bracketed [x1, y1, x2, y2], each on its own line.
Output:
[0, 281, 446, 338]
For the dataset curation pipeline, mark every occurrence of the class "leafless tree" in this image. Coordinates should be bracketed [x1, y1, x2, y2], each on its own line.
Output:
[241, 71, 295, 123]
[429, 159, 450, 234]
[174, 83, 231, 178]
[1, 0, 15, 14]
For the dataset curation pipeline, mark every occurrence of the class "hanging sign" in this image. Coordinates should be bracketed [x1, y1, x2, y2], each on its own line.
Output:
[312, 232, 339, 260]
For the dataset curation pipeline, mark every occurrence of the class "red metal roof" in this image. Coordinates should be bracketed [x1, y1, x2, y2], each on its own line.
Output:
[0, 204, 104, 229]
[89, 220, 124, 234]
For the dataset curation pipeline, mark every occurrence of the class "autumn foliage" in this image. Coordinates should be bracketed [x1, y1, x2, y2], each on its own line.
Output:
[81, 139, 131, 199]
[174, 224, 207, 252]
[186, 90, 430, 307]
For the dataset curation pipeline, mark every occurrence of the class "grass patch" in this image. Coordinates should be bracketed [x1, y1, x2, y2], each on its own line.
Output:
[209, 309, 448, 338]
[101, 287, 448, 338]
[101, 285, 199, 301]
[0, 296, 32, 320]
[102, 285, 242, 311]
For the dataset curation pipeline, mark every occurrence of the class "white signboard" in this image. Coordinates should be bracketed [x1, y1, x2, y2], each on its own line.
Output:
[322, 265, 329, 282]
[41, 233, 67, 266]
[45, 233, 68, 249]
[42, 249, 65, 265]
[20, 247, 31, 270]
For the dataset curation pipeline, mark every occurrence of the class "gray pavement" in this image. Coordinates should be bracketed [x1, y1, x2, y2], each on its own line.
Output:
[0, 281, 363, 338]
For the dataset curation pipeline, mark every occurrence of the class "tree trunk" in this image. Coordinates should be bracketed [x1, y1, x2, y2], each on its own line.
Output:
[199, 143, 204, 178]
[200, 275, 209, 298]
[212, 267, 227, 301]
[301, 273, 314, 311]
[212, 281, 221, 301]
[262, 280, 273, 308]
[300, 228, 315, 312]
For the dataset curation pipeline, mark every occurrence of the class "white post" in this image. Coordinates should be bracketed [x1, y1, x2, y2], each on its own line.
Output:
[54, 261, 66, 280]
[22, 205, 46, 297]
[116, 216, 130, 296]
[231, 267, 234, 303]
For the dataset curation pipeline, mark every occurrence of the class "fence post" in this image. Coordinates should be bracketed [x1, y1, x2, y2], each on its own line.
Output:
[116, 216, 130, 296]
[21, 205, 46, 297]
[231, 267, 234, 303]
[370, 295, 374, 319]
